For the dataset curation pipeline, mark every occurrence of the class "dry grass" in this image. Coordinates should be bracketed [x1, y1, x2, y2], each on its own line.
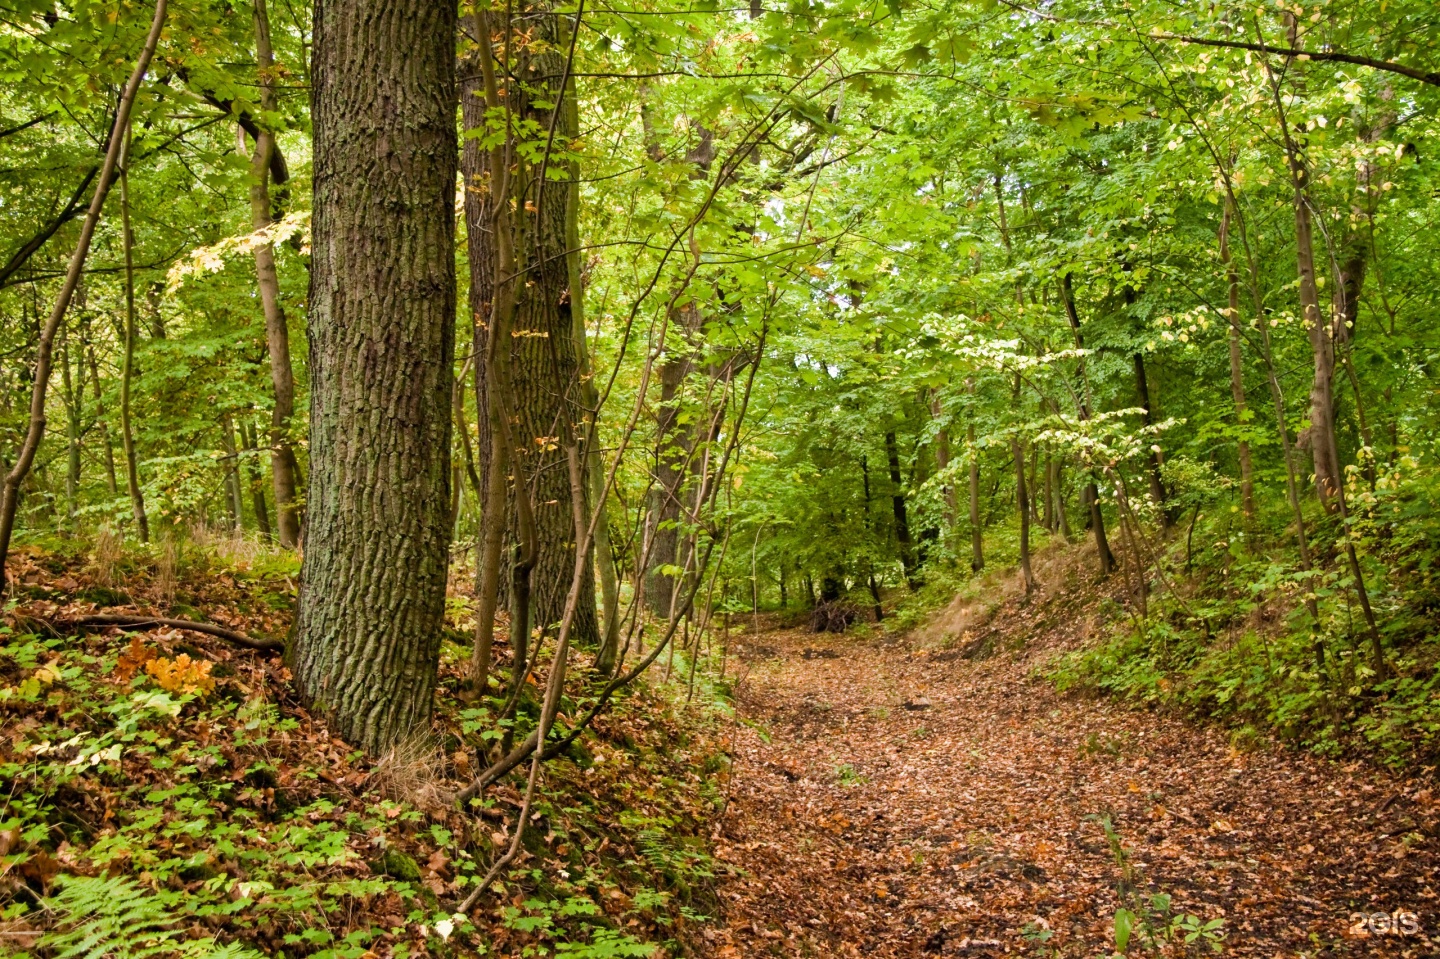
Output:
[188, 521, 276, 567]
[155, 537, 180, 605]
[90, 526, 123, 588]
[917, 538, 1100, 650]
[370, 733, 456, 812]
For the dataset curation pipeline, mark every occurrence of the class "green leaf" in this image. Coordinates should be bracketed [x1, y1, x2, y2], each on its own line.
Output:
[1113, 907, 1135, 953]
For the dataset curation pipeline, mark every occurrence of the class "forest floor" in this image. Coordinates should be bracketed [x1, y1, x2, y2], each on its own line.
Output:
[701, 555, 1440, 958]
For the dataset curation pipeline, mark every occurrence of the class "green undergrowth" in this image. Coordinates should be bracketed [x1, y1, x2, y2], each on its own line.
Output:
[1044, 464, 1440, 770]
[0, 540, 732, 958]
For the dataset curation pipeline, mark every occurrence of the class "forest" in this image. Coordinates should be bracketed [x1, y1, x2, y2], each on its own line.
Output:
[1, 0, 1438, 956]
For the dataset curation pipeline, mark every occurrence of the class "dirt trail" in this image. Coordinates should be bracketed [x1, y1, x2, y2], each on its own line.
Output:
[702, 567, 1439, 958]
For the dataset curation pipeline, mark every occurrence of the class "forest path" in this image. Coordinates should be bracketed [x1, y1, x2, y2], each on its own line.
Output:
[701, 574, 1439, 958]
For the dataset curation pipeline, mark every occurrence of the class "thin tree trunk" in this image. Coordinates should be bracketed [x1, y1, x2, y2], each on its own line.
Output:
[1042, 453, 1055, 533]
[1013, 435, 1034, 595]
[220, 412, 245, 532]
[885, 429, 920, 589]
[930, 391, 958, 547]
[1212, 150, 1323, 629]
[240, 418, 271, 539]
[60, 335, 81, 529]
[566, 137, 621, 673]
[0, 0, 166, 592]
[867, 570, 884, 622]
[1220, 200, 1257, 522]
[1054, 458, 1073, 542]
[85, 342, 119, 496]
[293, 0, 457, 754]
[248, 0, 302, 547]
[1059, 272, 1115, 576]
[1132, 351, 1171, 526]
[118, 131, 149, 543]
[1267, 24, 1341, 512]
[967, 414, 984, 571]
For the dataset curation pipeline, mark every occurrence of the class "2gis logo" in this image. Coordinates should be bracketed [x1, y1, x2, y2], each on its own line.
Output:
[1348, 910, 1422, 937]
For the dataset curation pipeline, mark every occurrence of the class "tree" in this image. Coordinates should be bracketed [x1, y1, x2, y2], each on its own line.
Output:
[0, 0, 167, 595]
[291, 0, 457, 753]
[463, 2, 600, 693]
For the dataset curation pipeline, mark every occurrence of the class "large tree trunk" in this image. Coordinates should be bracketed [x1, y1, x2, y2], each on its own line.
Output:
[463, 4, 599, 656]
[247, 0, 303, 548]
[293, 0, 457, 754]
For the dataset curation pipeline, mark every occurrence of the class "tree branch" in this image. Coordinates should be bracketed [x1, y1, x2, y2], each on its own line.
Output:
[1151, 33, 1440, 88]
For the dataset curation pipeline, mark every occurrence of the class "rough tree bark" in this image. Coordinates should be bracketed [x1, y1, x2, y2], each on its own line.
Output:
[463, 3, 599, 660]
[292, 0, 457, 754]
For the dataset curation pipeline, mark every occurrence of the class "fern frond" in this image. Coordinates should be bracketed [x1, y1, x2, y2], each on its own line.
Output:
[39, 876, 262, 959]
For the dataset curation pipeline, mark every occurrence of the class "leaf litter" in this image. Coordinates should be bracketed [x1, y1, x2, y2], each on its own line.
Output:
[705, 558, 1439, 957]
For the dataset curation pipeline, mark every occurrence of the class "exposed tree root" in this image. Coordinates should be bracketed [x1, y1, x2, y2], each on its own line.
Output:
[64, 613, 284, 652]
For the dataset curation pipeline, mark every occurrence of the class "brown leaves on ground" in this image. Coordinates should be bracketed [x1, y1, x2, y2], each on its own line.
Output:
[2, 543, 726, 958]
[704, 563, 1439, 958]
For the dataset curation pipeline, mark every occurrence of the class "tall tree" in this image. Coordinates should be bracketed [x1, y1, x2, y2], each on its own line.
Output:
[245, 0, 303, 547]
[0, 0, 167, 594]
[292, 0, 457, 753]
[464, 2, 600, 669]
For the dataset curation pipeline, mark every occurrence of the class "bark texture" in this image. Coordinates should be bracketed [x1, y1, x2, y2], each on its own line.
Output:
[293, 0, 457, 754]
[462, 6, 599, 650]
